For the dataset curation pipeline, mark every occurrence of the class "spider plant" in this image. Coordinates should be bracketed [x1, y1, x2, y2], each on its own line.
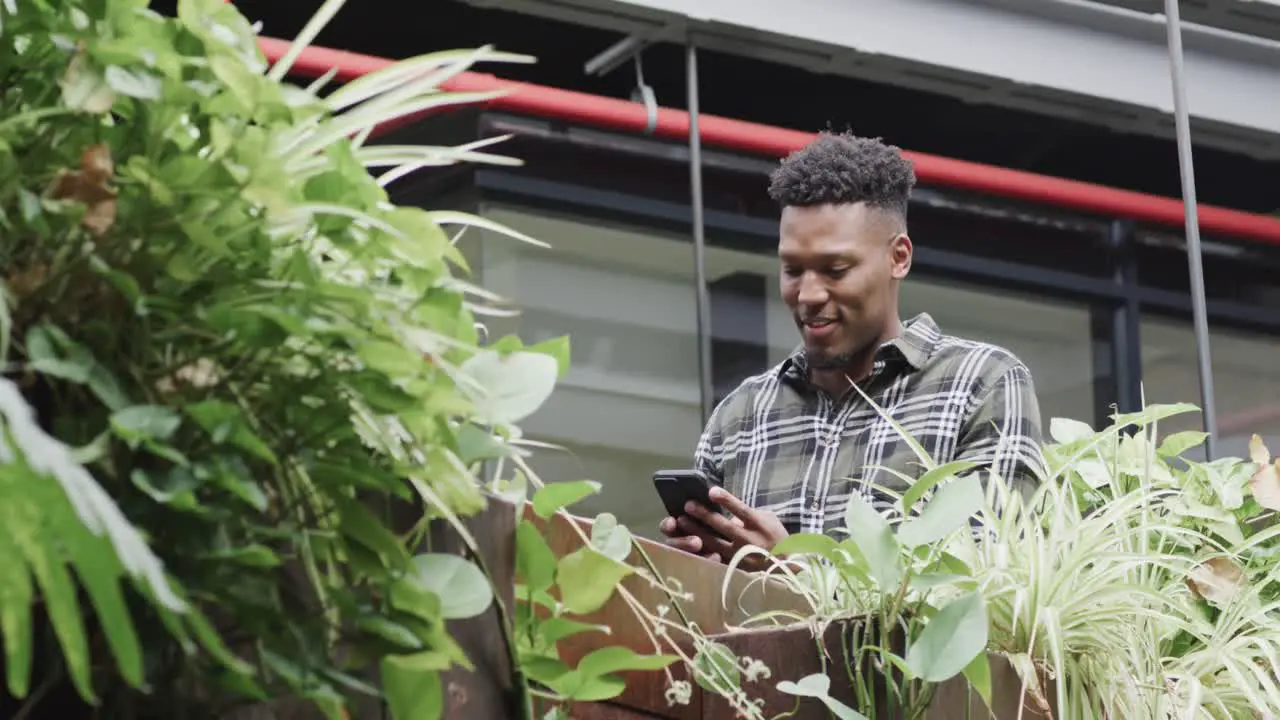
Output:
[725, 401, 1280, 719]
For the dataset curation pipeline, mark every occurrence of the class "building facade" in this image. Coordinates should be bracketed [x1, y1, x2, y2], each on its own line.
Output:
[236, 0, 1280, 533]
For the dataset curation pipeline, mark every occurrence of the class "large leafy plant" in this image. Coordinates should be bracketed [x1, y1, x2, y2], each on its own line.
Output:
[0, 0, 574, 716]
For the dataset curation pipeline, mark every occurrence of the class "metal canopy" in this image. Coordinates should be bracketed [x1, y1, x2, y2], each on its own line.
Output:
[461, 0, 1280, 158]
[563, 0, 1223, 435]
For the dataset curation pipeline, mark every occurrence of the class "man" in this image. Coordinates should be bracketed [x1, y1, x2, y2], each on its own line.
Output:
[660, 131, 1045, 564]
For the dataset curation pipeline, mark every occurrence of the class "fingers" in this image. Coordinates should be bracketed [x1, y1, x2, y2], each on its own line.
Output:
[675, 516, 733, 557]
[664, 534, 704, 554]
[658, 516, 681, 538]
[707, 486, 754, 519]
[684, 500, 748, 543]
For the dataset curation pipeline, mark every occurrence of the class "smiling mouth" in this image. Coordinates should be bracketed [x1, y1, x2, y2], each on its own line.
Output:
[801, 317, 837, 329]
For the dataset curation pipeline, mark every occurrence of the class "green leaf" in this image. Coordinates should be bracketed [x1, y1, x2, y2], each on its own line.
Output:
[1159, 430, 1210, 458]
[357, 616, 424, 650]
[383, 207, 450, 268]
[772, 532, 839, 558]
[63, 529, 143, 689]
[1111, 403, 1200, 430]
[206, 455, 270, 510]
[1048, 417, 1095, 444]
[776, 674, 867, 720]
[961, 650, 993, 710]
[407, 553, 493, 620]
[546, 671, 626, 702]
[896, 474, 984, 548]
[521, 653, 572, 686]
[25, 325, 129, 410]
[900, 460, 978, 513]
[576, 646, 678, 679]
[556, 546, 633, 615]
[111, 405, 182, 448]
[526, 335, 571, 378]
[692, 642, 740, 693]
[589, 513, 632, 562]
[0, 531, 33, 698]
[532, 480, 601, 518]
[381, 651, 449, 720]
[130, 466, 202, 506]
[905, 590, 989, 682]
[333, 495, 409, 570]
[843, 494, 900, 590]
[537, 618, 608, 645]
[14, 518, 95, 701]
[455, 423, 508, 465]
[357, 339, 426, 379]
[462, 349, 559, 424]
[390, 575, 443, 622]
[185, 399, 278, 465]
[515, 521, 557, 594]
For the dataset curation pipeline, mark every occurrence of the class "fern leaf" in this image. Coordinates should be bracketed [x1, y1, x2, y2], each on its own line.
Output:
[0, 528, 32, 698]
[0, 377, 184, 701]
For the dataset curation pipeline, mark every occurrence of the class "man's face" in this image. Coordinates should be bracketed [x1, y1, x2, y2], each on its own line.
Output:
[778, 203, 912, 371]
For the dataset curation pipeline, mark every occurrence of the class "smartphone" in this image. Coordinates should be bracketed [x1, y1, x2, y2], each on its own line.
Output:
[652, 469, 730, 541]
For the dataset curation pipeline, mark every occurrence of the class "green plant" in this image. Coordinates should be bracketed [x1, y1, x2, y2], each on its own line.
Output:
[729, 400, 1280, 719]
[718, 389, 992, 720]
[0, 0, 576, 716]
[0, 2, 776, 718]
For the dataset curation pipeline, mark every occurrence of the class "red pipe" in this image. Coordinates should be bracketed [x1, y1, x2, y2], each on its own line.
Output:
[258, 37, 1280, 247]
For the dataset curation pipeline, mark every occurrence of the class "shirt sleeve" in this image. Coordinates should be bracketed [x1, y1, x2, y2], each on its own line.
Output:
[693, 404, 727, 489]
[955, 362, 1047, 496]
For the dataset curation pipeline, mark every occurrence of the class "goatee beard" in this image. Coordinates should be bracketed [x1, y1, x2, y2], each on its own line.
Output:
[805, 349, 853, 371]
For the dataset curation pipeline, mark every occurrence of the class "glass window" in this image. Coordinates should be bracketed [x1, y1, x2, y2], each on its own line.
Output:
[705, 243, 1098, 433]
[901, 278, 1096, 428]
[1141, 317, 1280, 461]
[474, 200, 1101, 537]
[474, 202, 702, 537]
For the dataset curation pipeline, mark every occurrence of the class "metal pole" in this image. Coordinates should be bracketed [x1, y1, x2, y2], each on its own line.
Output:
[1163, 0, 1218, 457]
[687, 42, 714, 423]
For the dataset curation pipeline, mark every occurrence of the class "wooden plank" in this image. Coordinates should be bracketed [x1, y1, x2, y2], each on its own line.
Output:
[927, 653, 1057, 720]
[430, 500, 523, 719]
[702, 624, 862, 720]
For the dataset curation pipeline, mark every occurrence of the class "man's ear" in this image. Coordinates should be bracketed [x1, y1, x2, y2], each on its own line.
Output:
[890, 233, 913, 280]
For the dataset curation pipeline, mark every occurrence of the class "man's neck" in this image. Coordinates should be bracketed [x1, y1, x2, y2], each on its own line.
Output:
[810, 315, 904, 397]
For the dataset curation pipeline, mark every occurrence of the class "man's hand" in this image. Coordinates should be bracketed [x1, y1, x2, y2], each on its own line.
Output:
[659, 487, 788, 571]
[658, 513, 737, 564]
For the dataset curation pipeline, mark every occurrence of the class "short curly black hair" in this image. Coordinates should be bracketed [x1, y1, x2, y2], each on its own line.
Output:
[767, 131, 916, 223]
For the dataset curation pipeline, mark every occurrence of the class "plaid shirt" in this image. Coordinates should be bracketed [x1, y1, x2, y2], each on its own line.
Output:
[694, 313, 1045, 535]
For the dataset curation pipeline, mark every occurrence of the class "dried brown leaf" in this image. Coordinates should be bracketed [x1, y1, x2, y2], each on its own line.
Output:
[49, 143, 117, 237]
[1186, 556, 1246, 607]
[7, 262, 50, 299]
[1250, 456, 1280, 512]
[1250, 434, 1271, 466]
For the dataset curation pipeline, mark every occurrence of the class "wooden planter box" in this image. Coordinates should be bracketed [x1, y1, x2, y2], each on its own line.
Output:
[495, 499, 1054, 720]
[2, 494, 1053, 720]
